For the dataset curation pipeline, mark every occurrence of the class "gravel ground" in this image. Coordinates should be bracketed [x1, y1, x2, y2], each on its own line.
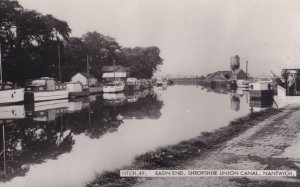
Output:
[134, 107, 300, 187]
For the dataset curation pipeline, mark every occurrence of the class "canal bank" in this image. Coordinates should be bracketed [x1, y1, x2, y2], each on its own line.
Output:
[88, 106, 300, 187]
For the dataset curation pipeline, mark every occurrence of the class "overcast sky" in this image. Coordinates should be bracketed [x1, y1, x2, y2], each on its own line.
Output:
[18, 0, 300, 76]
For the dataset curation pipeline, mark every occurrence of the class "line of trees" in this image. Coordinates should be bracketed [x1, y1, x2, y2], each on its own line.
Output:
[0, 0, 163, 84]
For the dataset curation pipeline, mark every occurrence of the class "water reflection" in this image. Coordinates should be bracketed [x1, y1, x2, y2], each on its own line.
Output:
[0, 89, 160, 184]
[0, 85, 275, 186]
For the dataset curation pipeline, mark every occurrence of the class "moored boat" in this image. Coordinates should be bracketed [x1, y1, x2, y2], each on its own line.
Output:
[66, 82, 89, 98]
[24, 77, 69, 102]
[156, 78, 167, 87]
[0, 44, 24, 104]
[125, 78, 141, 91]
[0, 83, 24, 104]
[249, 79, 274, 99]
[236, 79, 250, 88]
[103, 80, 125, 93]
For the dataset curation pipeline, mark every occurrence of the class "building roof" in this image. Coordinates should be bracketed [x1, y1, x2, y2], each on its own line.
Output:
[101, 66, 128, 72]
[103, 72, 127, 78]
[232, 69, 246, 75]
[76, 72, 97, 79]
[206, 71, 231, 81]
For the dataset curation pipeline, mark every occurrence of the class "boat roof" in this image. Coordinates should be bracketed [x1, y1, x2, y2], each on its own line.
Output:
[39, 77, 55, 80]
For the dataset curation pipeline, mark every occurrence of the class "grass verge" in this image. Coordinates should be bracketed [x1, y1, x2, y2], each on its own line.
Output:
[87, 108, 282, 187]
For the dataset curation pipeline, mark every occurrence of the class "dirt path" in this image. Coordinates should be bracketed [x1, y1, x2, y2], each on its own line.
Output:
[135, 107, 300, 187]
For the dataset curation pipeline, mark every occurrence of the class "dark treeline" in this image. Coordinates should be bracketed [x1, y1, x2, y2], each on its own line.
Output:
[0, 0, 163, 84]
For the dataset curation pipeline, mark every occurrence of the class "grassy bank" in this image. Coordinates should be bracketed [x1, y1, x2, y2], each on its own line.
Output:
[87, 108, 282, 187]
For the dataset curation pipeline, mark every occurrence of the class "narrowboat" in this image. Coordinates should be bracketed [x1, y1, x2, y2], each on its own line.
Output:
[125, 90, 142, 102]
[24, 77, 69, 102]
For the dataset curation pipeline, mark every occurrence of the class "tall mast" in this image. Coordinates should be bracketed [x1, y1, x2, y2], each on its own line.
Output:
[0, 42, 2, 83]
[87, 55, 90, 88]
[2, 125, 6, 174]
[58, 44, 61, 82]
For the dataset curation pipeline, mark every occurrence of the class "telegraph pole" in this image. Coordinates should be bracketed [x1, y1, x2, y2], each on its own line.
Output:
[58, 44, 61, 82]
[87, 55, 90, 88]
[0, 42, 2, 83]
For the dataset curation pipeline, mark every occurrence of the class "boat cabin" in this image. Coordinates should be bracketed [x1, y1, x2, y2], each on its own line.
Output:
[249, 80, 273, 91]
[25, 77, 66, 92]
[0, 82, 16, 90]
[126, 78, 140, 84]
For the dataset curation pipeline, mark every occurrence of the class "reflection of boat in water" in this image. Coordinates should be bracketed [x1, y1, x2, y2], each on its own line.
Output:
[230, 93, 240, 111]
[125, 91, 142, 103]
[67, 99, 90, 113]
[25, 77, 69, 102]
[236, 87, 249, 96]
[103, 93, 126, 106]
[67, 96, 96, 113]
[249, 95, 273, 112]
[25, 99, 69, 121]
[0, 104, 25, 119]
[249, 98, 273, 108]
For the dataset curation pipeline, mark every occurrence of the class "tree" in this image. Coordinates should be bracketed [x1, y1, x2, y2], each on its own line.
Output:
[82, 32, 121, 78]
[121, 46, 163, 78]
[0, 0, 71, 84]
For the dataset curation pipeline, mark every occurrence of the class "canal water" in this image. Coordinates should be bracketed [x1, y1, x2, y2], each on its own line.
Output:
[0, 85, 273, 187]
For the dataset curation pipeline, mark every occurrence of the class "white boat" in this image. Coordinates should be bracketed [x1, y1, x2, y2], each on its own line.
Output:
[0, 45, 24, 104]
[103, 80, 125, 93]
[125, 78, 141, 91]
[156, 78, 167, 87]
[24, 77, 69, 102]
[0, 83, 24, 104]
[236, 79, 250, 88]
[249, 79, 274, 99]
[66, 82, 89, 98]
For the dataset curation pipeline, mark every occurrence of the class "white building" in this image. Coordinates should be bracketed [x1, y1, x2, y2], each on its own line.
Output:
[71, 72, 98, 87]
